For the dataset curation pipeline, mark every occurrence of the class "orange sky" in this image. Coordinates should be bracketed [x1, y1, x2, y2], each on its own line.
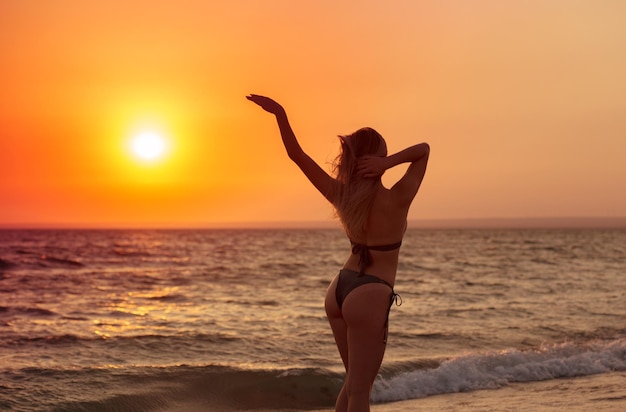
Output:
[1, 0, 625, 227]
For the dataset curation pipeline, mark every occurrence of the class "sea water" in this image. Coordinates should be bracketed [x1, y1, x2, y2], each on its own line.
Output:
[0, 228, 625, 411]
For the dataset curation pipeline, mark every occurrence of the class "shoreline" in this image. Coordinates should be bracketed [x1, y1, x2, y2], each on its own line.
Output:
[301, 372, 626, 412]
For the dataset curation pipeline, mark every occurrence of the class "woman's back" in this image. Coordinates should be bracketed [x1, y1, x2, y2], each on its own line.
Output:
[365, 183, 409, 243]
[342, 183, 410, 283]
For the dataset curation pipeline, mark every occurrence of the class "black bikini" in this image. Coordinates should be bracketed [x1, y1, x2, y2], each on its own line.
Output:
[350, 240, 403, 275]
[335, 240, 403, 343]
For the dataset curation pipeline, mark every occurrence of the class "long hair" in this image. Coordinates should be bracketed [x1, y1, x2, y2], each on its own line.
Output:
[331, 127, 386, 240]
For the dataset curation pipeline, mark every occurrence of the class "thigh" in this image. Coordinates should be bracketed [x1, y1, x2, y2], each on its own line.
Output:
[325, 274, 349, 370]
[342, 284, 391, 385]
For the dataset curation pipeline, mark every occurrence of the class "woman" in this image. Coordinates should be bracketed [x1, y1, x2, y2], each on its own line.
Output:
[247, 94, 430, 412]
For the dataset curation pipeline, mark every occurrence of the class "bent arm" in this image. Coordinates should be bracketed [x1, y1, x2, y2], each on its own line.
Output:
[386, 143, 430, 170]
[370, 143, 430, 208]
[357, 143, 429, 177]
[388, 143, 430, 206]
[356, 142, 429, 206]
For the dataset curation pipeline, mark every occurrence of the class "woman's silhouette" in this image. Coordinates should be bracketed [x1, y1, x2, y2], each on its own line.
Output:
[247, 94, 430, 411]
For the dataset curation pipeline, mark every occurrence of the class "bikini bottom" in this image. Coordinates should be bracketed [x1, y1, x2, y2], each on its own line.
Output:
[334, 269, 401, 343]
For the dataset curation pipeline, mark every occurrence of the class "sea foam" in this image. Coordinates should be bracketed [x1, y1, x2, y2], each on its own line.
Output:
[372, 338, 626, 403]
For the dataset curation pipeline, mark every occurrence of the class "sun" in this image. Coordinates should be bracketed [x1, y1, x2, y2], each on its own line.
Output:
[130, 131, 168, 161]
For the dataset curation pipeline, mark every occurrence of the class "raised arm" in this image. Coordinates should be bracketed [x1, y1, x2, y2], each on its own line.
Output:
[358, 142, 430, 206]
[246, 94, 339, 202]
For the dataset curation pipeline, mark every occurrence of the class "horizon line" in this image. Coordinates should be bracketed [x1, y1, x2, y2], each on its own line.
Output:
[1, 216, 626, 230]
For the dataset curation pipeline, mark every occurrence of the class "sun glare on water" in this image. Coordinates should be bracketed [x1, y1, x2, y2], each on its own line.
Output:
[130, 131, 168, 161]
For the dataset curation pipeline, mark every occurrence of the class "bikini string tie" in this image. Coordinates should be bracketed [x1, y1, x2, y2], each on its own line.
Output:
[383, 292, 402, 344]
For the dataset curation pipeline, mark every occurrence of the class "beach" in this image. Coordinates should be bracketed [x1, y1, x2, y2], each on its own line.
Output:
[163, 372, 626, 412]
[369, 372, 626, 412]
[253, 373, 626, 412]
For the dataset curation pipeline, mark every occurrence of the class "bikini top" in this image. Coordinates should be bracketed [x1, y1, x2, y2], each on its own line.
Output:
[350, 239, 402, 274]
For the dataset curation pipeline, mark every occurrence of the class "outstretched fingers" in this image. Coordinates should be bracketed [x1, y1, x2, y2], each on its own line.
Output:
[246, 94, 284, 115]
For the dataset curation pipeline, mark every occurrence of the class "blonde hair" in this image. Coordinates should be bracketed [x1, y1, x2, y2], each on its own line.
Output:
[331, 127, 386, 240]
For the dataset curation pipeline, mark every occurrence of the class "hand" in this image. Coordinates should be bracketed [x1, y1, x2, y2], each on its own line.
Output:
[246, 94, 285, 115]
[357, 155, 388, 178]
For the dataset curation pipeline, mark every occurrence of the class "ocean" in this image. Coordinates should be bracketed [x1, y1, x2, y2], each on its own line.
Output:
[0, 228, 625, 411]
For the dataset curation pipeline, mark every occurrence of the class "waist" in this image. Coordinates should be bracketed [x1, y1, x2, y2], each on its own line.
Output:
[342, 256, 397, 286]
[338, 269, 394, 288]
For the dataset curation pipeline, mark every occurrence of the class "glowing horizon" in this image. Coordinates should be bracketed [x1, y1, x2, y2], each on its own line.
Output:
[1, 1, 625, 228]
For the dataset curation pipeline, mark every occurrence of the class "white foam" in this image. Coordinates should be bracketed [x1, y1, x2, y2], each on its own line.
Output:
[372, 338, 626, 402]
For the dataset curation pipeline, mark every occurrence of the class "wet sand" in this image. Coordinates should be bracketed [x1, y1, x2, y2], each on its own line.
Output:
[307, 372, 626, 412]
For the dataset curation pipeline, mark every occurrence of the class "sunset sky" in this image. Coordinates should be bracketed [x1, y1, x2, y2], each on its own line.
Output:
[1, 0, 625, 228]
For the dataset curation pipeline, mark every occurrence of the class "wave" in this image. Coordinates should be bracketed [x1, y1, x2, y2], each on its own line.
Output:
[5, 365, 342, 412]
[372, 338, 626, 403]
[145, 293, 188, 303]
[0, 305, 58, 317]
[3, 339, 625, 411]
[39, 255, 84, 267]
[2, 330, 238, 343]
[0, 254, 84, 271]
[113, 248, 154, 258]
[0, 258, 15, 269]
